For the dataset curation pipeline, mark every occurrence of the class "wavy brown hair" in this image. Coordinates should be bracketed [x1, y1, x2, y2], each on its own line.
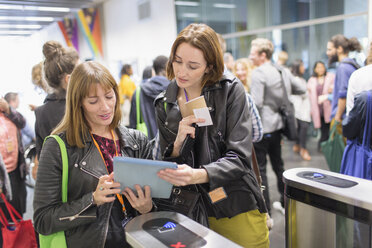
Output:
[53, 61, 121, 148]
[166, 23, 224, 87]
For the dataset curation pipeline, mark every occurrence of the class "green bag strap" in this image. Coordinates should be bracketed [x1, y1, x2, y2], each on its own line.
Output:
[44, 135, 68, 203]
[136, 86, 143, 126]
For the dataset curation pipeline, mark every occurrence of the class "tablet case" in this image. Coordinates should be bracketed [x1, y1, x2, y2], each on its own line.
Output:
[113, 157, 177, 198]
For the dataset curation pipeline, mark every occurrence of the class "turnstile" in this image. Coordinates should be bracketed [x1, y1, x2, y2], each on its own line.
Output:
[284, 167, 372, 248]
[125, 211, 242, 248]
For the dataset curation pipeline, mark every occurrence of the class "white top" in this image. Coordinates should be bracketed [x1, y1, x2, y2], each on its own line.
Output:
[346, 64, 372, 115]
[290, 76, 311, 122]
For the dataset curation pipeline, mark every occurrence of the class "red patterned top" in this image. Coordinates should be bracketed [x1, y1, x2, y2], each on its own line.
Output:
[92, 134, 121, 173]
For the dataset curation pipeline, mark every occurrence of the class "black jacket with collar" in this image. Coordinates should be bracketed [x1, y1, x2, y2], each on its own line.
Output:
[33, 126, 153, 248]
[154, 74, 267, 219]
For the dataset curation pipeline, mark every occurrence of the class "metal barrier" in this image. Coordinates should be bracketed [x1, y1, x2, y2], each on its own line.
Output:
[125, 211, 242, 248]
[284, 167, 372, 248]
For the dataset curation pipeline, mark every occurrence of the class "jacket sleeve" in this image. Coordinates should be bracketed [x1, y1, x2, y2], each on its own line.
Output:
[287, 70, 306, 95]
[202, 82, 253, 189]
[6, 106, 26, 129]
[129, 91, 137, 129]
[250, 69, 265, 111]
[33, 138, 97, 235]
[342, 92, 367, 140]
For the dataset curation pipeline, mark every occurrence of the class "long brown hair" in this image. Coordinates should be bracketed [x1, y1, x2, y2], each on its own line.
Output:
[53, 61, 121, 148]
[166, 23, 224, 87]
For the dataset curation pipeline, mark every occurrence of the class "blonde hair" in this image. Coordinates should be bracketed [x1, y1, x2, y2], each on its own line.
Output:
[53, 61, 122, 148]
[31, 62, 53, 93]
[251, 38, 274, 59]
[232, 58, 254, 92]
[167, 23, 224, 87]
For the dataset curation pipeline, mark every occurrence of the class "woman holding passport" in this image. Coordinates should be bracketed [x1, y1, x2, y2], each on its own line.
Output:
[155, 23, 269, 247]
[33, 61, 154, 247]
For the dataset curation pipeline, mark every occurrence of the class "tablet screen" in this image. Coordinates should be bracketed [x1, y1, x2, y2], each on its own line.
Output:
[113, 157, 177, 198]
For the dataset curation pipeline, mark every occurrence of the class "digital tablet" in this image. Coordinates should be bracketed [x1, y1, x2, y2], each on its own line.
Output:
[113, 157, 177, 198]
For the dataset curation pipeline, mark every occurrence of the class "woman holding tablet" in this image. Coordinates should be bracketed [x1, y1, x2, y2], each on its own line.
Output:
[155, 23, 269, 247]
[33, 61, 154, 247]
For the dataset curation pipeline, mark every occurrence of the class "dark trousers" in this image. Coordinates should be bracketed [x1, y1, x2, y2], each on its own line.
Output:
[2, 166, 27, 216]
[318, 116, 330, 150]
[295, 119, 310, 149]
[253, 130, 284, 215]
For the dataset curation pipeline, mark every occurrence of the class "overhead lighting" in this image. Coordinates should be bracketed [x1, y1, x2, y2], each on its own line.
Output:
[213, 3, 236, 9]
[182, 13, 199, 18]
[175, 1, 200, 7]
[0, 16, 54, 22]
[0, 30, 33, 35]
[0, 24, 42, 29]
[25, 6, 70, 12]
[0, 4, 70, 12]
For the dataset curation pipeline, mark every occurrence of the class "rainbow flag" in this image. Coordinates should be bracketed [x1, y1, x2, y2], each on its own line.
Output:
[75, 8, 103, 58]
[58, 18, 79, 52]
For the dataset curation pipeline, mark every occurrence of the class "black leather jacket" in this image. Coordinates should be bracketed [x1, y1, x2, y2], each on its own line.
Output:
[155, 74, 267, 219]
[33, 126, 153, 248]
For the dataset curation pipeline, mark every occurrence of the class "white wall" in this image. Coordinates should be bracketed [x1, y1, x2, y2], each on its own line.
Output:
[0, 0, 177, 123]
[102, 0, 177, 81]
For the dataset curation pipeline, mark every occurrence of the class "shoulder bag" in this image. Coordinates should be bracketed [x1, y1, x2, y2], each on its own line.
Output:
[0, 193, 37, 248]
[340, 91, 372, 179]
[136, 87, 148, 136]
[276, 67, 298, 141]
[39, 135, 68, 248]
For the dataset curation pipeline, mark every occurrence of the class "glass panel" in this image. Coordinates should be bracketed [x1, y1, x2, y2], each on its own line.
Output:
[175, 0, 368, 33]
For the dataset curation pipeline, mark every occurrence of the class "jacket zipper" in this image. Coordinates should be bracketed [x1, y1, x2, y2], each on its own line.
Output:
[80, 166, 100, 179]
[59, 202, 95, 221]
[58, 167, 100, 221]
[205, 91, 212, 163]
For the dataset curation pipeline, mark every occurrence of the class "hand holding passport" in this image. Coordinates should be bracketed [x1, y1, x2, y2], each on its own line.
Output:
[184, 95, 213, 126]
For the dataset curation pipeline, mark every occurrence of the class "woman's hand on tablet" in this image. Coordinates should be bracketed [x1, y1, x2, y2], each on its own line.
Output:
[93, 172, 121, 206]
[123, 185, 153, 214]
[157, 164, 209, 186]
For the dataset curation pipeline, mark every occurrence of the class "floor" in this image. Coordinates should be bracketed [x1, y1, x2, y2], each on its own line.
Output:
[24, 135, 329, 248]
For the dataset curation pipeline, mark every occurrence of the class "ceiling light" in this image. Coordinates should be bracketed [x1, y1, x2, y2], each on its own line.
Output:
[182, 13, 199, 18]
[0, 30, 33, 35]
[24, 6, 70, 12]
[213, 3, 236, 9]
[175, 1, 200, 7]
[0, 4, 70, 12]
[0, 16, 54, 22]
[0, 24, 42, 29]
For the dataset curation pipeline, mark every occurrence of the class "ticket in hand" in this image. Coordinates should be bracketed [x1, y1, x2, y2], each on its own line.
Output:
[184, 95, 213, 126]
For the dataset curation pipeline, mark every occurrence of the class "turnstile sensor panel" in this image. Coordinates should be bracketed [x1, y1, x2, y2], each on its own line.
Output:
[142, 218, 207, 247]
[297, 171, 358, 188]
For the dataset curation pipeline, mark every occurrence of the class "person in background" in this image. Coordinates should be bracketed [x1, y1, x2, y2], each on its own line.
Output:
[33, 61, 154, 247]
[155, 23, 269, 247]
[232, 58, 253, 92]
[249, 38, 306, 217]
[129, 55, 170, 139]
[290, 60, 312, 161]
[4, 92, 35, 149]
[223, 52, 235, 74]
[33, 41, 79, 182]
[0, 97, 27, 217]
[118, 64, 136, 126]
[29, 62, 53, 111]
[346, 42, 372, 115]
[308, 61, 335, 151]
[326, 34, 361, 130]
[141, 65, 154, 83]
[277, 51, 289, 67]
